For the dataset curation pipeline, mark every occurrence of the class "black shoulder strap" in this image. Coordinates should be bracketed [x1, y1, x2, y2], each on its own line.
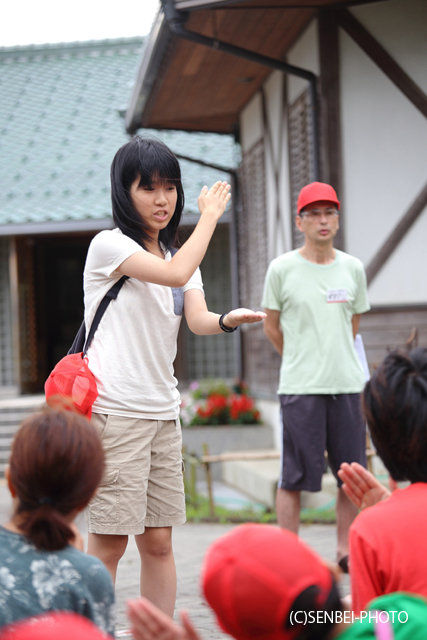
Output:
[83, 275, 129, 355]
[69, 247, 177, 357]
[68, 276, 129, 356]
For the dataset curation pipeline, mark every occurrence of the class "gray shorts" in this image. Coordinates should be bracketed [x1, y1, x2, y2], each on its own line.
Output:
[87, 413, 186, 535]
[278, 393, 366, 492]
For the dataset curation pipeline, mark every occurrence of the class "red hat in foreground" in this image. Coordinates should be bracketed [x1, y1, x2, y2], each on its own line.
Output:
[297, 182, 340, 214]
[202, 524, 334, 640]
[1, 612, 108, 640]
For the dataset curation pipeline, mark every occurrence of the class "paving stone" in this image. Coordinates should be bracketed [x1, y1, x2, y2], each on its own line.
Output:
[0, 483, 349, 638]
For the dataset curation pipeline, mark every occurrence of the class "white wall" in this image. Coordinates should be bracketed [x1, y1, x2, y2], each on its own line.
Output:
[340, 0, 427, 304]
[241, 18, 320, 263]
[240, 72, 293, 261]
[240, 92, 263, 154]
[241, 0, 427, 305]
[263, 71, 293, 259]
[287, 19, 320, 104]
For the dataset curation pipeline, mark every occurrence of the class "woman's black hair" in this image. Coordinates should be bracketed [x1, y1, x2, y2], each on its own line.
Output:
[110, 136, 185, 251]
[363, 347, 427, 483]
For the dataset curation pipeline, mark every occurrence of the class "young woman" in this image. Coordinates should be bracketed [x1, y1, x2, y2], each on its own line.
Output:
[84, 136, 265, 616]
[0, 408, 115, 635]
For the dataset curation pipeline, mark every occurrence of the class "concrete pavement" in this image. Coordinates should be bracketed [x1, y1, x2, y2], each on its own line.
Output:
[0, 482, 350, 638]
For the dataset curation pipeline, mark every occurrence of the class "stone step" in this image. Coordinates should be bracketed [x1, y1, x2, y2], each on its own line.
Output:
[222, 452, 390, 510]
[0, 396, 45, 477]
[222, 453, 340, 510]
[182, 424, 275, 481]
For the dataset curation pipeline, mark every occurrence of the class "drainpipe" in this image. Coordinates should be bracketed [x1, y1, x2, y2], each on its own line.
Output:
[161, 0, 320, 181]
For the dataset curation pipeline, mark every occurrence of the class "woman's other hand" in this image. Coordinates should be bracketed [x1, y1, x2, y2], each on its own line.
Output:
[221, 309, 267, 329]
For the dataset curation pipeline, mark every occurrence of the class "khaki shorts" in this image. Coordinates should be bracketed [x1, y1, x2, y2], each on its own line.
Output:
[86, 413, 186, 535]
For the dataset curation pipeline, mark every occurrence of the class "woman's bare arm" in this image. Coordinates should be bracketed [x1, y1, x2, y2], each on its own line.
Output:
[184, 289, 266, 335]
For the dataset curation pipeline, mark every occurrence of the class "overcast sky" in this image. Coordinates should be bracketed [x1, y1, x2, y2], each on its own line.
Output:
[1, 0, 159, 47]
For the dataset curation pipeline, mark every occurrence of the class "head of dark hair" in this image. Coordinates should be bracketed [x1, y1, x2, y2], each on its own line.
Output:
[9, 408, 104, 551]
[363, 347, 427, 483]
[285, 578, 341, 640]
[110, 135, 184, 251]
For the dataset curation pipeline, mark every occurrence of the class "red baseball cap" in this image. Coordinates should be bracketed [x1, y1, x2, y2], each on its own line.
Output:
[297, 182, 340, 214]
[202, 524, 334, 640]
[1, 612, 108, 640]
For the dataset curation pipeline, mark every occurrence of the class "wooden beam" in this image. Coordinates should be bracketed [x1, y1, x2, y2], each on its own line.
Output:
[366, 179, 427, 285]
[338, 8, 427, 120]
[318, 9, 344, 250]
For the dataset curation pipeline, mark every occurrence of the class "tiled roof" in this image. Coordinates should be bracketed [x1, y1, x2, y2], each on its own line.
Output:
[0, 38, 238, 232]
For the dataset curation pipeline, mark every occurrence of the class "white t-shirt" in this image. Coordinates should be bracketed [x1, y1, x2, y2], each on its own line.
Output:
[83, 228, 204, 419]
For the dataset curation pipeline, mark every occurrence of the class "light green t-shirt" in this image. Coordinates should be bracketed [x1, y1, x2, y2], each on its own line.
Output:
[337, 593, 427, 639]
[262, 249, 370, 394]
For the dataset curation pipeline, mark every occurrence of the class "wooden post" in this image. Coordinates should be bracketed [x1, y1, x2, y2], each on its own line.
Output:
[182, 445, 187, 495]
[202, 443, 215, 517]
[190, 455, 197, 505]
[318, 9, 344, 251]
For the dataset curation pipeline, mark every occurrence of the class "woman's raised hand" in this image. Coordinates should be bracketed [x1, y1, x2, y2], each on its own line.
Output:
[197, 181, 231, 221]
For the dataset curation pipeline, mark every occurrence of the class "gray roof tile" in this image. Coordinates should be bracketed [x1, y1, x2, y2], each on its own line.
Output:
[0, 38, 238, 228]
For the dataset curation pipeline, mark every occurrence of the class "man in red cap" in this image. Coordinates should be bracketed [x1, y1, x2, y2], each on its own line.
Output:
[262, 182, 370, 571]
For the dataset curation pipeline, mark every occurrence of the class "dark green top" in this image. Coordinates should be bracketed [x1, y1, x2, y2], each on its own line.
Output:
[0, 526, 115, 635]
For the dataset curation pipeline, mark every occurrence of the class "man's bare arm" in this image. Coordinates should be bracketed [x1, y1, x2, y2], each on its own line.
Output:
[352, 314, 361, 339]
[263, 309, 283, 355]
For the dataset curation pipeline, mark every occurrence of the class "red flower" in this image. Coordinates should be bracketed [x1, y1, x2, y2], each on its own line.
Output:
[229, 394, 256, 421]
[206, 394, 228, 416]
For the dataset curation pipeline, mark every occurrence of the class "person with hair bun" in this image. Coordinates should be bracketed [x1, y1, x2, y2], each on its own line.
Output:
[339, 348, 427, 614]
[0, 408, 115, 635]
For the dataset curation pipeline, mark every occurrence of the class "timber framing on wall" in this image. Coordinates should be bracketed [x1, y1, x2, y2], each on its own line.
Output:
[318, 9, 344, 251]
[261, 84, 291, 257]
[336, 7, 427, 284]
[337, 8, 427, 121]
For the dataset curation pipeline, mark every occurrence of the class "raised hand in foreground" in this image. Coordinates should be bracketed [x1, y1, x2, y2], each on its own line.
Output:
[338, 462, 392, 510]
[128, 598, 201, 640]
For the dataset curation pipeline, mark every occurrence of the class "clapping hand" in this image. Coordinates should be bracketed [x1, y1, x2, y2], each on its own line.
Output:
[338, 462, 391, 510]
[128, 598, 202, 640]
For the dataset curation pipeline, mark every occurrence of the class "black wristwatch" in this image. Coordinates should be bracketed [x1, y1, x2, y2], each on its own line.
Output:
[219, 313, 238, 333]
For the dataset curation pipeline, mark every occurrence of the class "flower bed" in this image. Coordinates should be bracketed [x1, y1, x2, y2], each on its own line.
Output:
[180, 379, 261, 427]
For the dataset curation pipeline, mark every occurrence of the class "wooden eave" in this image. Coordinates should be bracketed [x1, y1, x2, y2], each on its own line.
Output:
[125, 0, 385, 135]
